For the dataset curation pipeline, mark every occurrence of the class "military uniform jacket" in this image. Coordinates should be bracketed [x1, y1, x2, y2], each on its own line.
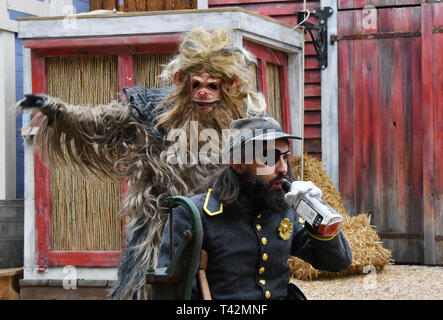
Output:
[158, 189, 352, 300]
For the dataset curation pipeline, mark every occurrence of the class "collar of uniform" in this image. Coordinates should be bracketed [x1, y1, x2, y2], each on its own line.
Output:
[203, 188, 223, 216]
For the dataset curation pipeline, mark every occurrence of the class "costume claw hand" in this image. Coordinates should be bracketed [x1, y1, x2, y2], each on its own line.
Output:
[19, 94, 47, 108]
[284, 181, 323, 208]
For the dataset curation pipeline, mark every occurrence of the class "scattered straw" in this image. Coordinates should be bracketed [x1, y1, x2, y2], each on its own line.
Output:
[292, 265, 443, 300]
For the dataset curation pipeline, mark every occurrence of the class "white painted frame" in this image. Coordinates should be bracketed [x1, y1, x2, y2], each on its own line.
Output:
[0, 0, 74, 200]
[320, 0, 339, 189]
[8, 0, 50, 17]
[18, 9, 304, 49]
[197, 0, 209, 9]
[0, 0, 17, 200]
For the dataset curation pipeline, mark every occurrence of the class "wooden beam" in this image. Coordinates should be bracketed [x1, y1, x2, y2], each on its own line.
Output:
[24, 35, 182, 49]
[321, 0, 339, 189]
[30, 52, 49, 271]
[118, 54, 134, 96]
[90, 0, 104, 11]
[17, 8, 303, 51]
[0, 29, 17, 200]
[103, 0, 117, 10]
[198, 0, 209, 9]
[331, 31, 421, 42]
[288, 51, 304, 161]
[46, 251, 121, 267]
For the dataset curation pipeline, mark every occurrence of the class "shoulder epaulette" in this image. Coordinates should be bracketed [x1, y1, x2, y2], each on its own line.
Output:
[203, 188, 223, 216]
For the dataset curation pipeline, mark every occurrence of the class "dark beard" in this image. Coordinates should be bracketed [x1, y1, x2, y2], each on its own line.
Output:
[239, 171, 290, 214]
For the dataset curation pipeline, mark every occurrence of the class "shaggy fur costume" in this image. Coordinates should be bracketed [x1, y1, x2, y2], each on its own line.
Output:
[20, 28, 266, 299]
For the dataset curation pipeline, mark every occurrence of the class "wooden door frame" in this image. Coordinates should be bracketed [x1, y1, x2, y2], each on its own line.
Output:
[27, 35, 179, 270]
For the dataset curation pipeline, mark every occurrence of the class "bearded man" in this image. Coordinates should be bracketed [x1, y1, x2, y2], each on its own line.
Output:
[158, 117, 352, 299]
[17, 28, 266, 299]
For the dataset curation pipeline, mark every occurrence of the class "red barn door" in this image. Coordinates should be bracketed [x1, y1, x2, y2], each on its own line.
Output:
[337, 3, 442, 264]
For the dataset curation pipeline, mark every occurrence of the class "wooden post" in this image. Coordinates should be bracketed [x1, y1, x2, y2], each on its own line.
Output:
[288, 51, 304, 164]
[90, 0, 104, 11]
[320, 0, 339, 189]
[421, 3, 436, 265]
[197, 0, 208, 9]
[118, 54, 134, 90]
[103, 0, 116, 10]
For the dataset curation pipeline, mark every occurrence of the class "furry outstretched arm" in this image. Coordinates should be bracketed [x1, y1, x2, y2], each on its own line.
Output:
[17, 93, 146, 178]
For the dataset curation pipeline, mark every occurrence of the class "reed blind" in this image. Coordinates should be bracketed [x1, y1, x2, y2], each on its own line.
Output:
[266, 62, 283, 127]
[47, 55, 122, 251]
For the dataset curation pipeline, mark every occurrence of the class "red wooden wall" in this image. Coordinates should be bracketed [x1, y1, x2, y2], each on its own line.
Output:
[90, 0, 196, 11]
[337, 2, 442, 264]
[208, 0, 323, 159]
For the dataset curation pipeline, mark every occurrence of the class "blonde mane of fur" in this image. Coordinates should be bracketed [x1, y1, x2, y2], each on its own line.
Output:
[155, 28, 266, 136]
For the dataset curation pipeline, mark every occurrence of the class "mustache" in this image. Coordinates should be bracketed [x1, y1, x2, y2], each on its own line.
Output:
[243, 172, 289, 190]
[268, 174, 289, 189]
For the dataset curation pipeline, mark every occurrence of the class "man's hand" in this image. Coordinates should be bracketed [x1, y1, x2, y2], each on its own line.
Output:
[18, 94, 47, 109]
[284, 181, 322, 208]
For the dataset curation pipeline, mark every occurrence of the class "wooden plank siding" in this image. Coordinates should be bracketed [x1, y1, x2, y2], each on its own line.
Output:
[432, 4, 443, 265]
[337, 4, 443, 264]
[90, 0, 197, 11]
[338, 0, 422, 10]
[421, 3, 443, 264]
[338, 7, 423, 263]
[208, 0, 323, 159]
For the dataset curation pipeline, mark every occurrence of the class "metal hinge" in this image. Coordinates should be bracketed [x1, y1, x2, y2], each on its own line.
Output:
[296, 7, 334, 70]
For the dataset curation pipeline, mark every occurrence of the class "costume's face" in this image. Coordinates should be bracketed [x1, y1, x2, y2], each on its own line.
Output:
[190, 72, 222, 115]
[247, 139, 290, 191]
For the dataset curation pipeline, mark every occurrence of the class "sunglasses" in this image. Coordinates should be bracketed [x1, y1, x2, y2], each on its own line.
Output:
[257, 148, 290, 166]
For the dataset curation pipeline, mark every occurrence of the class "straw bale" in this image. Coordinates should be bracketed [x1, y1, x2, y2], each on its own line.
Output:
[288, 154, 392, 280]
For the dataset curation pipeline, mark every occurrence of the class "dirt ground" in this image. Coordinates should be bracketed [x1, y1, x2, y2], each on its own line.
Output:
[291, 264, 443, 300]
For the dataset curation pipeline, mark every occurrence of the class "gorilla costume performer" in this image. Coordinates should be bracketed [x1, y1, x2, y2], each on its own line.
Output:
[18, 28, 267, 299]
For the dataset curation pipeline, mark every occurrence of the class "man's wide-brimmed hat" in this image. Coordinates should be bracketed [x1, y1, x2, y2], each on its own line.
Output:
[223, 117, 302, 158]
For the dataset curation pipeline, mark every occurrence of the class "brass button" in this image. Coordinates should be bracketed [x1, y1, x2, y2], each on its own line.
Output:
[259, 279, 266, 285]
[262, 253, 269, 261]
[258, 267, 265, 274]
[256, 224, 262, 231]
[261, 237, 267, 245]
[265, 291, 271, 299]
[257, 214, 262, 219]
